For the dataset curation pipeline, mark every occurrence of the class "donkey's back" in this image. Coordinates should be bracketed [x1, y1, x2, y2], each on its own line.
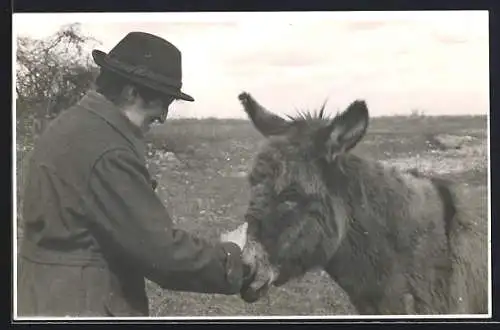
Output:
[405, 170, 487, 314]
[392, 170, 486, 314]
[326, 162, 488, 315]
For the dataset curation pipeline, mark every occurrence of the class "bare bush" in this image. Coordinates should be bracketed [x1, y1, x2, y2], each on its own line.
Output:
[16, 23, 101, 143]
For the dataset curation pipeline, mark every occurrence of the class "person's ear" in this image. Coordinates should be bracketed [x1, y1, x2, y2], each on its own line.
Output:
[121, 85, 139, 105]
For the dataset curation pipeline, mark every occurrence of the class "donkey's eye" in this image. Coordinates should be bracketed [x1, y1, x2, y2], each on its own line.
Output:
[249, 171, 267, 186]
[278, 186, 303, 202]
[282, 200, 298, 209]
[248, 174, 258, 186]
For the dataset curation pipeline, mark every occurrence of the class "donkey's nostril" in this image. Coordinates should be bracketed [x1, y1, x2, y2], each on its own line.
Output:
[241, 264, 256, 292]
[243, 263, 252, 277]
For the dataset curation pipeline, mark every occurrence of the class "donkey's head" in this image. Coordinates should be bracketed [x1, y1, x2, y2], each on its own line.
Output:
[238, 92, 370, 303]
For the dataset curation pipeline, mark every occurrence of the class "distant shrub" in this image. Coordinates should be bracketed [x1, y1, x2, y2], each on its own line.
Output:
[410, 108, 426, 118]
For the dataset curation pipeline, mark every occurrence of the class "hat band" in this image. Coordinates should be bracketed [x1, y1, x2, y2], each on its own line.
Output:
[105, 55, 183, 89]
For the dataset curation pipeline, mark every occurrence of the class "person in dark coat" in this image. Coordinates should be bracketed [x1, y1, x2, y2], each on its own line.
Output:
[17, 32, 250, 317]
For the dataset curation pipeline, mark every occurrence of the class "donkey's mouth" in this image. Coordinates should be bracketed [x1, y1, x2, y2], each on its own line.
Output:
[239, 264, 274, 303]
[240, 281, 271, 303]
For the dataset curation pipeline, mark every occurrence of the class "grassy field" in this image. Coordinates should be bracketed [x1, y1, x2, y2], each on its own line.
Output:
[16, 114, 488, 317]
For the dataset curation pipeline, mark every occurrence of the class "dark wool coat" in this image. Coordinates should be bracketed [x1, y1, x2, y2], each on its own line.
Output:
[17, 91, 244, 317]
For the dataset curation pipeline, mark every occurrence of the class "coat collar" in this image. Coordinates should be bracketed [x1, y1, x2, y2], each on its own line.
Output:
[78, 90, 146, 157]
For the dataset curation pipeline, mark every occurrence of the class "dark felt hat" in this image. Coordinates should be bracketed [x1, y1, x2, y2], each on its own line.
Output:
[92, 32, 194, 102]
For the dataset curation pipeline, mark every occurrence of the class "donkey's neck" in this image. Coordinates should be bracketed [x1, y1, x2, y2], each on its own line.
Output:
[323, 153, 410, 216]
[321, 153, 428, 314]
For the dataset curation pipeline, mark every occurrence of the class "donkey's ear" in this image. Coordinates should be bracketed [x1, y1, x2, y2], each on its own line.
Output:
[316, 100, 369, 161]
[239, 92, 290, 137]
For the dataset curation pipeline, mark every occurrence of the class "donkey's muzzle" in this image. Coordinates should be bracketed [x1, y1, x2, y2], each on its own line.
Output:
[240, 281, 270, 303]
[239, 263, 273, 303]
[240, 264, 257, 301]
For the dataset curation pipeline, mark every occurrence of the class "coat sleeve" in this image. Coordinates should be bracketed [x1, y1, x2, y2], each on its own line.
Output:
[86, 147, 244, 294]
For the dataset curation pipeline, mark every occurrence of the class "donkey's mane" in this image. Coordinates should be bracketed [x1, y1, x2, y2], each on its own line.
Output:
[286, 101, 334, 124]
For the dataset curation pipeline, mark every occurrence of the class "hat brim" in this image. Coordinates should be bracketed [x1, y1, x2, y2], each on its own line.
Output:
[92, 49, 195, 102]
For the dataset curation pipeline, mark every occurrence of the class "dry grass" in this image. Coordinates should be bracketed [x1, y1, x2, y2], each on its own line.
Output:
[16, 114, 488, 316]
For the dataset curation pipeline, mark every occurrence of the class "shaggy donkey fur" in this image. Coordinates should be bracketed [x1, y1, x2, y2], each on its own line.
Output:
[237, 92, 487, 315]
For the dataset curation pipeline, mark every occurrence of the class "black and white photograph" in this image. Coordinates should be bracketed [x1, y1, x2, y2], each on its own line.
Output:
[13, 11, 490, 320]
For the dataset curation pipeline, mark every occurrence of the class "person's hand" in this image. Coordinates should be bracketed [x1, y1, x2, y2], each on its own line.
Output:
[220, 222, 248, 251]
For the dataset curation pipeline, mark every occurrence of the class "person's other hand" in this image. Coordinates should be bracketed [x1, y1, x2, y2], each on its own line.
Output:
[220, 222, 248, 250]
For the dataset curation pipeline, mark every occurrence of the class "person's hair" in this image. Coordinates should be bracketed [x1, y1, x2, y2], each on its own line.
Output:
[95, 69, 175, 106]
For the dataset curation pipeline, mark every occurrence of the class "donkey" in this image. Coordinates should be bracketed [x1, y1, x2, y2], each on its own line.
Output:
[235, 92, 487, 315]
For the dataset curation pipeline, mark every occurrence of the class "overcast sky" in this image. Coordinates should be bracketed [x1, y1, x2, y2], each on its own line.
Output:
[13, 11, 489, 119]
